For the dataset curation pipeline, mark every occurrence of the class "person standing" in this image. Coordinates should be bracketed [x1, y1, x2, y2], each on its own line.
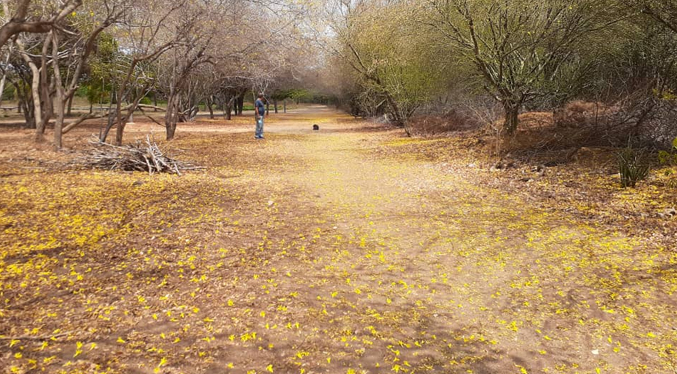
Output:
[254, 93, 266, 139]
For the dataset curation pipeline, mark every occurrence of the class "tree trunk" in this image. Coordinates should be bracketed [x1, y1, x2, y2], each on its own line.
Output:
[502, 101, 521, 135]
[207, 97, 214, 119]
[22, 102, 34, 128]
[225, 97, 233, 120]
[107, 93, 147, 144]
[237, 95, 244, 115]
[0, 51, 10, 108]
[39, 33, 53, 133]
[101, 113, 115, 143]
[190, 104, 199, 121]
[17, 92, 35, 129]
[384, 93, 403, 126]
[167, 121, 177, 140]
[52, 34, 65, 150]
[154, 95, 158, 111]
[99, 90, 116, 142]
[17, 37, 43, 139]
[283, 99, 286, 113]
[66, 94, 74, 116]
[165, 93, 180, 140]
[114, 60, 139, 145]
[54, 88, 65, 149]
[29, 63, 43, 136]
[266, 101, 270, 116]
[274, 99, 278, 114]
[114, 102, 126, 145]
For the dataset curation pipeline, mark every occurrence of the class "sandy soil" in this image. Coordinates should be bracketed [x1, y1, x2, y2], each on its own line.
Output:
[0, 106, 675, 374]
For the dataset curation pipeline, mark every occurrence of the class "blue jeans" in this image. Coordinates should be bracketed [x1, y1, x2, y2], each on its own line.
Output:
[255, 117, 264, 138]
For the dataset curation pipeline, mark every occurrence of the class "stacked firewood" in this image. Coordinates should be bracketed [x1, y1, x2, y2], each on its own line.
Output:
[78, 135, 202, 175]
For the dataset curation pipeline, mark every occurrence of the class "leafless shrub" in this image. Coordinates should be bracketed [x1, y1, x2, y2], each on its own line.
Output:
[457, 95, 504, 155]
[546, 91, 665, 149]
[461, 96, 503, 130]
[553, 101, 612, 129]
[409, 109, 480, 137]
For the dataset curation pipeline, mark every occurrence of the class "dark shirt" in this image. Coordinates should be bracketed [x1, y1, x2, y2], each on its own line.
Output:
[255, 99, 265, 116]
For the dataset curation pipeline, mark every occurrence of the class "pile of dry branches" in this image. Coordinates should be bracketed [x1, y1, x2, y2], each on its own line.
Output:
[77, 135, 202, 175]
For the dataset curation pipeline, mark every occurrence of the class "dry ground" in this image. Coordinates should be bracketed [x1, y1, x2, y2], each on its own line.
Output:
[0, 106, 676, 374]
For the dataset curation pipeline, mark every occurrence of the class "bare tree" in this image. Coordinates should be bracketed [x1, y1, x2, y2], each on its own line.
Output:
[425, 0, 623, 134]
[50, 0, 130, 148]
[96, 0, 187, 145]
[12, 32, 43, 131]
[156, 0, 308, 139]
[0, 0, 82, 49]
[1, 0, 125, 146]
[162, 2, 213, 141]
[1, 49, 37, 126]
[4, 0, 83, 139]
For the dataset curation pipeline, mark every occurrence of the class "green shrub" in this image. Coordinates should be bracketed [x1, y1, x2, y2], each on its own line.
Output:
[658, 138, 677, 165]
[617, 148, 649, 188]
[2, 84, 16, 101]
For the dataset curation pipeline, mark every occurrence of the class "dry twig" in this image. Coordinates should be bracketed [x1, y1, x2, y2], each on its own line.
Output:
[74, 135, 203, 175]
[0, 332, 70, 341]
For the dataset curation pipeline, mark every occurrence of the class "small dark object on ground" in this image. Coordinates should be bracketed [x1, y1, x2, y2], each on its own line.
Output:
[75, 135, 203, 175]
[313, 124, 320, 131]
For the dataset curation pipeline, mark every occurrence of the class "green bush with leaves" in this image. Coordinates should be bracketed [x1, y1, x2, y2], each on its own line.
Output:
[2, 84, 16, 101]
[618, 148, 650, 188]
[658, 138, 677, 165]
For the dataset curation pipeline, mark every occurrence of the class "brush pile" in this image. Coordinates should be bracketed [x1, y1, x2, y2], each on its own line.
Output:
[78, 135, 202, 175]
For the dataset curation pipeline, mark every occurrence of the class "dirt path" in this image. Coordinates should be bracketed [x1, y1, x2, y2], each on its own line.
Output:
[206, 107, 675, 373]
[1, 107, 675, 374]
